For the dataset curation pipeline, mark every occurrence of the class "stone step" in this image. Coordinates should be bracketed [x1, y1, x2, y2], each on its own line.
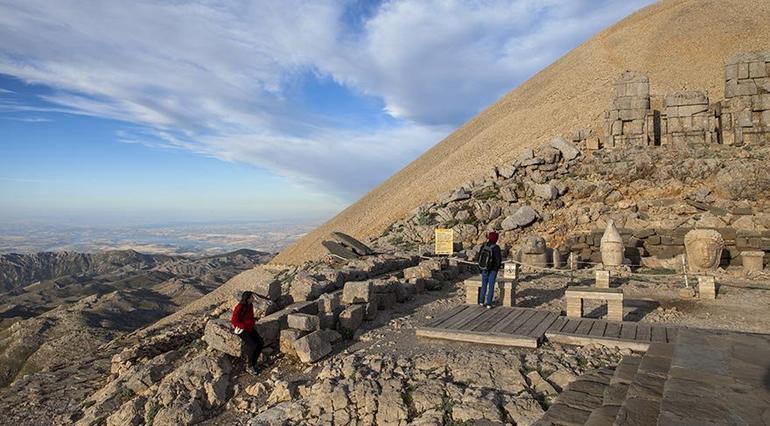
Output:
[533, 367, 615, 426]
[656, 329, 770, 425]
[612, 343, 674, 426]
[582, 355, 642, 426]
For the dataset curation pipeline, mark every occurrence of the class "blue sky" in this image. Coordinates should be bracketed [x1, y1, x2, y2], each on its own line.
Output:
[0, 0, 654, 226]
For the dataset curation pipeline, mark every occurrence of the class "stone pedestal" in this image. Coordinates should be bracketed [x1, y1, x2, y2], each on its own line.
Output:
[464, 275, 516, 306]
[503, 263, 520, 280]
[595, 270, 611, 288]
[565, 287, 624, 322]
[742, 251, 765, 273]
[566, 297, 583, 318]
[607, 300, 624, 322]
[698, 276, 716, 299]
[502, 281, 516, 307]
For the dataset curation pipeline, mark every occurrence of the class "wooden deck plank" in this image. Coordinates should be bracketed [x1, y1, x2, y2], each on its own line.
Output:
[620, 323, 637, 340]
[488, 308, 527, 333]
[529, 312, 560, 341]
[458, 308, 497, 331]
[470, 307, 514, 332]
[447, 307, 489, 330]
[575, 319, 594, 335]
[651, 326, 667, 342]
[416, 328, 538, 348]
[561, 318, 582, 334]
[425, 305, 467, 328]
[513, 310, 551, 337]
[547, 317, 567, 334]
[501, 309, 537, 334]
[589, 321, 607, 337]
[636, 324, 651, 342]
[604, 322, 621, 339]
[438, 306, 478, 330]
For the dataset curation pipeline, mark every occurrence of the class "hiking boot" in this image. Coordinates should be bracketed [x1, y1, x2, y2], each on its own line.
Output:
[485, 304, 492, 309]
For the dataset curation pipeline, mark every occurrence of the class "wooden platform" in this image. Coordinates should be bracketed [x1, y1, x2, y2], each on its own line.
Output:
[545, 316, 678, 352]
[416, 305, 560, 348]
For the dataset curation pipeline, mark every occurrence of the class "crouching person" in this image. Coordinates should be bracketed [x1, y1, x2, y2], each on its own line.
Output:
[477, 231, 502, 308]
[231, 291, 264, 375]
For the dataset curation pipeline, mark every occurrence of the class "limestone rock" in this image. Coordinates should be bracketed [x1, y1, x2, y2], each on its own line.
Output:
[279, 329, 306, 357]
[526, 370, 557, 396]
[503, 205, 538, 230]
[497, 164, 516, 179]
[550, 137, 581, 160]
[292, 331, 332, 364]
[532, 182, 559, 200]
[331, 231, 374, 256]
[447, 187, 471, 202]
[227, 268, 281, 301]
[286, 313, 320, 332]
[338, 305, 365, 337]
[342, 281, 373, 304]
[203, 319, 243, 357]
[289, 272, 325, 302]
[322, 241, 359, 260]
[317, 292, 341, 314]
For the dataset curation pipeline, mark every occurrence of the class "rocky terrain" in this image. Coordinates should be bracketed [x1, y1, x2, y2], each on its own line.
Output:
[0, 249, 271, 388]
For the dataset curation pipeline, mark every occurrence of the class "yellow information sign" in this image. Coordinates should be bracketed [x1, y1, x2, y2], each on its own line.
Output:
[434, 228, 454, 255]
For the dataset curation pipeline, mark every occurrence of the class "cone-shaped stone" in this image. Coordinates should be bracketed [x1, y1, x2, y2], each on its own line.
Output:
[600, 220, 624, 266]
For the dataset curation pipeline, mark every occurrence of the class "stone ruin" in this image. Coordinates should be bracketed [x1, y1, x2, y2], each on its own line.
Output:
[589, 52, 770, 149]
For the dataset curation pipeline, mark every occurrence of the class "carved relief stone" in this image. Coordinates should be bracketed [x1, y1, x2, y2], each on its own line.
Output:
[684, 229, 724, 273]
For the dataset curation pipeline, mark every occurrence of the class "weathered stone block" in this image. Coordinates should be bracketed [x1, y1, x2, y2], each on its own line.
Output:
[566, 297, 582, 318]
[698, 276, 716, 300]
[317, 292, 341, 314]
[596, 270, 611, 289]
[203, 319, 243, 357]
[254, 317, 280, 346]
[342, 280, 373, 304]
[741, 251, 765, 273]
[287, 313, 320, 332]
[292, 331, 332, 364]
[338, 305, 365, 337]
[364, 299, 378, 321]
[318, 312, 338, 330]
[289, 272, 325, 302]
[330, 231, 374, 256]
[279, 329, 307, 356]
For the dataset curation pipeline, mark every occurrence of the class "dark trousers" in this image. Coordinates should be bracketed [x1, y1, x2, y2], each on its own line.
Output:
[239, 329, 264, 368]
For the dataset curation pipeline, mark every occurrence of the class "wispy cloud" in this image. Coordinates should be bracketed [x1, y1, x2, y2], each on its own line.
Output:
[0, 116, 51, 123]
[0, 0, 654, 198]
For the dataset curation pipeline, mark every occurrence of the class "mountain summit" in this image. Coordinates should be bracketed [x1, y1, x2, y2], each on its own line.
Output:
[274, 0, 770, 265]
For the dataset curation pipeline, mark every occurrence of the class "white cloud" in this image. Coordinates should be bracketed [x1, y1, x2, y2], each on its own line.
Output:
[0, 0, 654, 198]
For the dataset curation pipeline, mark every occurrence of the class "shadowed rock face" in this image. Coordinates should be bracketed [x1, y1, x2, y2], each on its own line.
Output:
[274, 0, 770, 266]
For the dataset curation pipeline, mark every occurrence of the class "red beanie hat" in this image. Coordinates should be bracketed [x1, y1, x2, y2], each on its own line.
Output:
[487, 231, 499, 243]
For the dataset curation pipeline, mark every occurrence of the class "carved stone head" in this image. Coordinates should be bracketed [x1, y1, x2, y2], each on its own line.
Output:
[684, 229, 724, 272]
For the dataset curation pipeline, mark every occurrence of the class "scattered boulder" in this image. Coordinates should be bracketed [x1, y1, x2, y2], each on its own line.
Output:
[287, 313, 320, 332]
[322, 241, 359, 260]
[331, 232, 374, 256]
[342, 281, 373, 304]
[338, 305, 365, 337]
[532, 182, 559, 200]
[550, 137, 581, 160]
[293, 331, 332, 364]
[447, 187, 472, 202]
[280, 329, 307, 356]
[203, 319, 243, 358]
[502, 205, 538, 230]
[227, 268, 282, 301]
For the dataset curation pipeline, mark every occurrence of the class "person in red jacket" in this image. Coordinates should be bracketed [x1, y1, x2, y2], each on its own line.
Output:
[231, 291, 264, 375]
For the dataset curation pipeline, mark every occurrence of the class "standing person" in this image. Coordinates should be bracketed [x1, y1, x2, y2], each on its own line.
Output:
[231, 291, 264, 375]
[477, 231, 502, 309]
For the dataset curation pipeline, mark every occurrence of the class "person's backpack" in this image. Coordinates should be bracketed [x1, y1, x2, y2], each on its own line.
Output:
[478, 243, 495, 270]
